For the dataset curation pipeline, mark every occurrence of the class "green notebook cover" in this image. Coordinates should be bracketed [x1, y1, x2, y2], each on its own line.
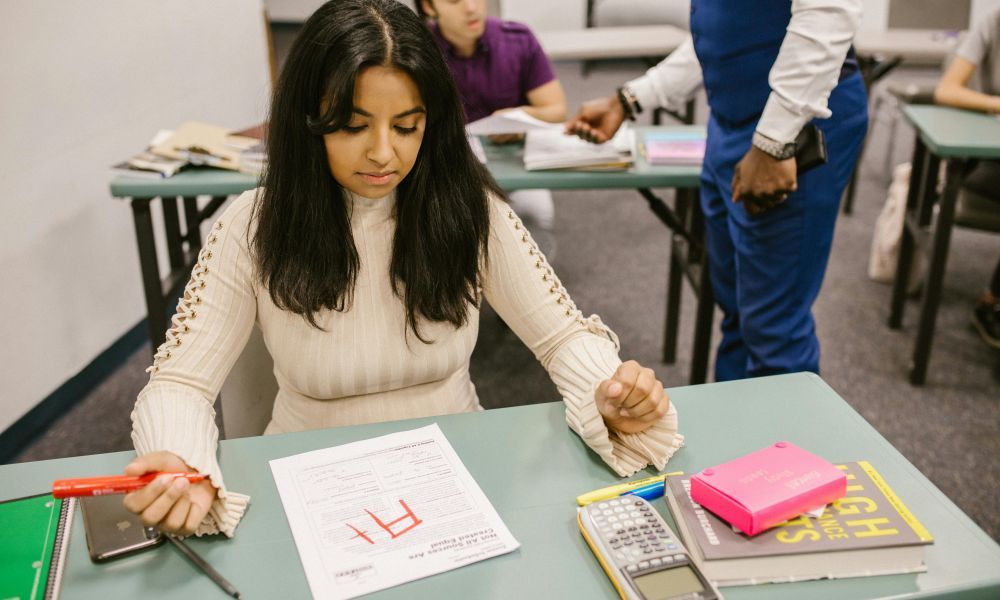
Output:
[0, 493, 75, 600]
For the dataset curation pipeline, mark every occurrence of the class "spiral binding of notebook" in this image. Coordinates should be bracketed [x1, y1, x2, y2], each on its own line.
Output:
[46, 498, 75, 600]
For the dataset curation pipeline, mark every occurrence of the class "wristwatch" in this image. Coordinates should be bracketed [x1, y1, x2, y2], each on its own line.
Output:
[752, 131, 796, 160]
[616, 85, 642, 121]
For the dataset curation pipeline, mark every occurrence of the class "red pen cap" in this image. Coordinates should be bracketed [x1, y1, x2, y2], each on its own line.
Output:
[52, 472, 208, 499]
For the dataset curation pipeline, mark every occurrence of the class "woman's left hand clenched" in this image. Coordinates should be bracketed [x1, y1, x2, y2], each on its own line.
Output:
[595, 360, 670, 434]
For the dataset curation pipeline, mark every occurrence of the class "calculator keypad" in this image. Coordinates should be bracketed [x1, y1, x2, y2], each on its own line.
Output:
[590, 498, 682, 567]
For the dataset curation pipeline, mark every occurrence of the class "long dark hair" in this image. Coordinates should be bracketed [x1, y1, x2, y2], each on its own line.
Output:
[254, 0, 502, 340]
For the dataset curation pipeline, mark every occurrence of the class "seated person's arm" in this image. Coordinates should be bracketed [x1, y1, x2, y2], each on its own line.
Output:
[482, 194, 682, 477]
[125, 192, 259, 537]
[520, 79, 568, 123]
[934, 56, 1000, 113]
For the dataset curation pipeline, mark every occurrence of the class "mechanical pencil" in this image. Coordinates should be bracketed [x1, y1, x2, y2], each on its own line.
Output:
[52, 472, 208, 498]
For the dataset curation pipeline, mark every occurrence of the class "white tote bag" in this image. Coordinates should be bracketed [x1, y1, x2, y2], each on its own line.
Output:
[868, 162, 924, 293]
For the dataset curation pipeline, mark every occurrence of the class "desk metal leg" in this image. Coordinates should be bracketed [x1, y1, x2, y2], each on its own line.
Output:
[689, 201, 713, 385]
[842, 161, 861, 215]
[183, 196, 202, 249]
[910, 159, 964, 385]
[130, 198, 167, 358]
[162, 196, 185, 270]
[690, 254, 714, 385]
[662, 189, 694, 363]
[663, 248, 683, 364]
[889, 139, 929, 328]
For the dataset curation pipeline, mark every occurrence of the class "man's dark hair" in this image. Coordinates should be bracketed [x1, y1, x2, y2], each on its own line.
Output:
[254, 0, 500, 341]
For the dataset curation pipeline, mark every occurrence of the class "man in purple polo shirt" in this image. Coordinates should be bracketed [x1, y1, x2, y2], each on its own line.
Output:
[418, 0, 566, 257]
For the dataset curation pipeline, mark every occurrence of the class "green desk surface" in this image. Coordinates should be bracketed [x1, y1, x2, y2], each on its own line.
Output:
[1, 373, 997, 599]
[902, 105, 1000, 159]
[109, 126, 703, 198]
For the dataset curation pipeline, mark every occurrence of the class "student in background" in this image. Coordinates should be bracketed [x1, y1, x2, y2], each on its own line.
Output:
[567, 0, 867, 381]
[934, 8, 1000, 348]
[417, 0, 566, 258]
[121, 0, 679, 538]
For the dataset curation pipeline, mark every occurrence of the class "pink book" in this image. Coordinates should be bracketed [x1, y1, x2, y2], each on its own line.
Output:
[689, 442, 846, 536]
[644, 139, 705, 165]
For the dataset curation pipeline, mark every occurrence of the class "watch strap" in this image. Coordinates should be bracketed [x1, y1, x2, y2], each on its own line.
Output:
[617, 86, 642, 121]
[752, 131, 796, 160]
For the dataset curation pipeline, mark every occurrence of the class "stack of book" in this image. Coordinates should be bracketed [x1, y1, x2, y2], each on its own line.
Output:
[237, 141, 267, 175]
[111, 151, 187, 180]
[228, 123, 268, 175]
[111, 122, 268, 180]
[110, 130, 187, 180]
[663, 461, 933, 587]
[639, 130, 705, 166]
[523, 127, 634, 171]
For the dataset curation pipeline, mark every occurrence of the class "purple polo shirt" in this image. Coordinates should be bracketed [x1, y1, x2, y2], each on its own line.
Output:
[430, 17, 556, 123]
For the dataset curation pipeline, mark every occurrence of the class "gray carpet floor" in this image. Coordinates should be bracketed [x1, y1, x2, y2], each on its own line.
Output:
[11, 52, 999, 541]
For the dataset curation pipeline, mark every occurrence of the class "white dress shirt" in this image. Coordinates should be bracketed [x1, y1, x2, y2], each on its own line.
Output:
[626, 0, 863, 144]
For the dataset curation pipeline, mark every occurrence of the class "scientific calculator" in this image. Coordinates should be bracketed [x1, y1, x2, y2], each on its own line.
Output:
[578, 496, 722, 600]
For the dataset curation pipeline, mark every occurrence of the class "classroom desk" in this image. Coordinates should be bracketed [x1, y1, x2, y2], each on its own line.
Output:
[889, 105, 1000, 385]
[2, 373, 998, 599]
[110, 127, 714, 383]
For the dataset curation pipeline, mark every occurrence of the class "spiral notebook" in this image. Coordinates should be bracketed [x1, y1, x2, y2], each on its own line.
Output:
[0, 494, 75, 600]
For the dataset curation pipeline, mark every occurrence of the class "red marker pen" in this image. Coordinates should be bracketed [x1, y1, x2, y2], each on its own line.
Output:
[52, 472, 208, 498]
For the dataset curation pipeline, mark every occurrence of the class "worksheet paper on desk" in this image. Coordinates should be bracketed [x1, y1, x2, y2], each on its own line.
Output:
[269, 424, 520, 599]
[465, 108, 560, 135]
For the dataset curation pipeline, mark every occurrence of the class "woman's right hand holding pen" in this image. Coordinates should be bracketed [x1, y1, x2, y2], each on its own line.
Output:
[122, 451, 217, 536]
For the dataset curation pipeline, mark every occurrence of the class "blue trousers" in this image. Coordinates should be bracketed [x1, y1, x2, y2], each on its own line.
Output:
[700, 74, 868, 381]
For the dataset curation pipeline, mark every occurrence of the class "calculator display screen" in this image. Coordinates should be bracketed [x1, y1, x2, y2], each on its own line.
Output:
[632, 565, 705, 600]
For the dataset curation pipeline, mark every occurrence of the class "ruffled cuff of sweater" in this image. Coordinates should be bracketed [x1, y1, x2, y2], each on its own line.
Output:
[611, 403, 684, 472]
[131, 390, 250, 537]
[549, 332, 683, 477]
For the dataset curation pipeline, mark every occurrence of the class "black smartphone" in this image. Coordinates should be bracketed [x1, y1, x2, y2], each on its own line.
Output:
[795, 123, 828, 174]
[79, 494, 164, 562]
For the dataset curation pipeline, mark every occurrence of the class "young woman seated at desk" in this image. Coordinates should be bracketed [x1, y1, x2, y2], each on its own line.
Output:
[121, 0, 682, 537]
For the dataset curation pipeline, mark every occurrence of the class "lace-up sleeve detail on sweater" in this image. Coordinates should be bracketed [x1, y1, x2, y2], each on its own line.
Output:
[131, 191, 259, 537]
[481, 195, 683, 477]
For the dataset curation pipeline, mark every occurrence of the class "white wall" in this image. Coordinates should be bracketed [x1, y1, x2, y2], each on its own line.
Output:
[860, 0, 997, 30]
[0, 1, 271, 433]
[500, 0, 585, 30]
[973, 0, 1000, 22]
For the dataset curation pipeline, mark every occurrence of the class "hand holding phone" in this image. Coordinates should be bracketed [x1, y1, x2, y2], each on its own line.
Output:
[80, 494, 164, 562]
[733, 123, 829, 217]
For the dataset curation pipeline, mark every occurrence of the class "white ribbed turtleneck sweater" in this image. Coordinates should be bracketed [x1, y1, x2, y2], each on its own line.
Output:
[131, 189, 682, 537]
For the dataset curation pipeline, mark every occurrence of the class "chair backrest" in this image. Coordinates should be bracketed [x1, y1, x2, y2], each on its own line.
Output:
[219, 327, 278, 439]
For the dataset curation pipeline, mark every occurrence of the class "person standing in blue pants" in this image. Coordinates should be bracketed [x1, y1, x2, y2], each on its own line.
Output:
[567, 0, 868, 381]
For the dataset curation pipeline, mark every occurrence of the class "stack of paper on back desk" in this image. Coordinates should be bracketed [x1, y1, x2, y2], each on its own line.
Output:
[270, 424, 519, 600]
[465, 108, 556, 136]
[523, 126, 634, 171]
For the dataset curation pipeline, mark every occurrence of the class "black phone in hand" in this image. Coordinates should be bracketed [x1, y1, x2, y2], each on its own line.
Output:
[795, 123, 827, 174]
[80, 494, 164, 562]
